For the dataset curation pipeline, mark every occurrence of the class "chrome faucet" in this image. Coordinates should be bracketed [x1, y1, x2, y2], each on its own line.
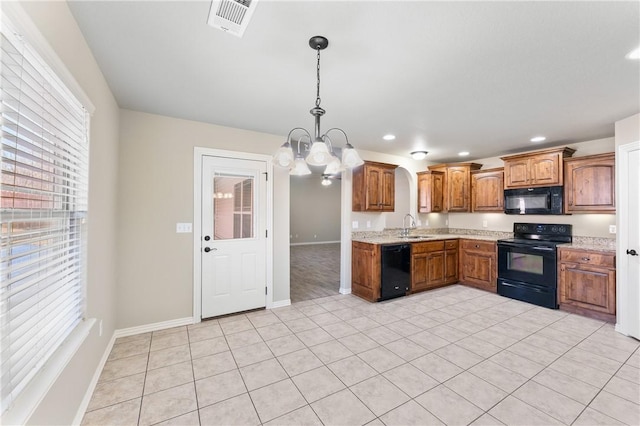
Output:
[401, 213, 416, 237]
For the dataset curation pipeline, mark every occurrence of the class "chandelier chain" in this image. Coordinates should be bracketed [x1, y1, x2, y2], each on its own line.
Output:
[315, 47, 321, 107]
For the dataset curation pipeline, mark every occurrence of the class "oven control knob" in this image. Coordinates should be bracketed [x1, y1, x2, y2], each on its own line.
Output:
[559, 226, 566, 233]
[551, 226, 558, 233]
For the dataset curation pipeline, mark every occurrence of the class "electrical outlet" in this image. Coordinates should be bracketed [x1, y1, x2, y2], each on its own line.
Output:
[425, 219, 429, 227]
[482, 220, 488, 228]
[313, 234, 317, 239]
[176, 223, 192, 233]
[445, 219, 448, 226]
[609, 225, 617, 234]
[416, 220, 422, 226]
[366, 221, 371, 228]
[352, 221, 359, 229]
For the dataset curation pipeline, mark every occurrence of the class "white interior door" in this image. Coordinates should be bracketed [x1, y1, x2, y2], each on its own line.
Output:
[617, 141, 640, 339]
[201, 155, 267, 318]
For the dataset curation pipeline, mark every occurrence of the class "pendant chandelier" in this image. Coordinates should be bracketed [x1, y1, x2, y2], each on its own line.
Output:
[273, 36, 364, 176]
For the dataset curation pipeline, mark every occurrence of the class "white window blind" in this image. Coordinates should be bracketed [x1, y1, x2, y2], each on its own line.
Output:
[0, 20, 89, 415]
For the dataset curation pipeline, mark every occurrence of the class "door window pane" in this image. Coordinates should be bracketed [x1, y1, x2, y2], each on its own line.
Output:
[213, 174, 254, 240]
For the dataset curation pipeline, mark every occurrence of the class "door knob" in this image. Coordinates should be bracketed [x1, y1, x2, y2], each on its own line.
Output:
[204, 236, 211, 241]
[204, 247, 217, 253]
[627, 249, 639, 256]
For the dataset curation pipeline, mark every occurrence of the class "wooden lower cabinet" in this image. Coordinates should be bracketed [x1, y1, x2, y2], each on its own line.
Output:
[351, 241, 381, 302]
[411, 240, 458, 292]
[459, 239, 497, 292]
[558, 247, 616, 322]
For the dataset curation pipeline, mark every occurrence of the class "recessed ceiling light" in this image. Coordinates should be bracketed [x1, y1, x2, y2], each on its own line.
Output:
[383, 134, 396, 141]
[530, 136, 546, 143]
[411, 151, 428, 160]
[458, 151, 470, 156]
[626, 47, 640, 60]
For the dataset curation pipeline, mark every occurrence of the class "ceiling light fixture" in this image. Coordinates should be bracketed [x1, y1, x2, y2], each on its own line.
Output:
[411, 151, 428, 160]
[321, 175, 332, 186]
[383, 134, 396, 141]
[530, 136, 546, 142]
[626, 46, 640, 60]
[273, 36, 364, 176]
[458, 151, 470, 156]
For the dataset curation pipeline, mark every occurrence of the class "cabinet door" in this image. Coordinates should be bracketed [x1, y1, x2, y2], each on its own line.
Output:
[352, 242, 380, 301]
[447, 167, 470, 212]
[432, 173, 444, 212]
[445, 248, 458, 284]
[472, 171, 504, 212]
[530, 153, 561, 185]
[504, 159, 530, 187]
[426, 251, 445, 287]
[417, 172, 444, 213]
[460, 250, 495, 291]
[565, 157, 615, 213]
[412, 253, 428, 292]
[559, 262, 616, 314]
[365, 166, 382, 210]
[380, 168, 395, 211]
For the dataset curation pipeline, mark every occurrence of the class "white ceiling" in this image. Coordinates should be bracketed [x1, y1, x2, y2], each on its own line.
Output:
[68, 1, 640, 163]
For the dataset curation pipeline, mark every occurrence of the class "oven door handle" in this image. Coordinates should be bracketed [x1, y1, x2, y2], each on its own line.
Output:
[531, 246, 555, 251]
[498, 242, 555, 252]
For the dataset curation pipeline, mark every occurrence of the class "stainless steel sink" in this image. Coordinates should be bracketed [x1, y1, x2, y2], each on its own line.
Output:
[401, 236, 433, 240]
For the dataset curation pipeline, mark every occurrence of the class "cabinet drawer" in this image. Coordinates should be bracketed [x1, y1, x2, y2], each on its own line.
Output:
[559, 249, 615, 268]
[412, 241, 444, 254]
[460, 239, 495, 252]
[445, 240, 458, 250]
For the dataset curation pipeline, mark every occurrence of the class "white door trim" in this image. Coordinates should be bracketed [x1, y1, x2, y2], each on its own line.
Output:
[615, 140, 639, 337]
[193, 147, 274, 323]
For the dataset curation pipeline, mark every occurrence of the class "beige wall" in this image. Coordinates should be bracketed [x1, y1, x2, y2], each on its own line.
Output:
[290, 174, 341, 243]
[117, 110, 288, 328]
[15, 1, 121, 424]
[447, 137, 617, 238]
[615, 114, 640, 147]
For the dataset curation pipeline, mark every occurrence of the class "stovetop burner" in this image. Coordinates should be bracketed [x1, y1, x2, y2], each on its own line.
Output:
[498, 222, 573, 245]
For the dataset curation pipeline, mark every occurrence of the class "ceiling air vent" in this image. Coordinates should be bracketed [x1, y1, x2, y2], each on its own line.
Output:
[207, 0, 259, 38]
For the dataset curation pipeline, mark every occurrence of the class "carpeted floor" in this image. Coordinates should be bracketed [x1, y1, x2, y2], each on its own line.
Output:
[290, 243, 340, 303]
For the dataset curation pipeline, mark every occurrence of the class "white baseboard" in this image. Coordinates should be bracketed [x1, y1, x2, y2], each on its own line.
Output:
[73, 316, 195, 424]
[113, 317, 195, 338]
[339, 287, 352, 295]
[290, 240, 340, 246]
[270, 299, 291, 309]
[72, 331, 116, 425]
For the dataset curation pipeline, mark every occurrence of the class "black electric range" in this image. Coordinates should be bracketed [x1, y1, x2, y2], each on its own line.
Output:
[497, 223, 572, 309]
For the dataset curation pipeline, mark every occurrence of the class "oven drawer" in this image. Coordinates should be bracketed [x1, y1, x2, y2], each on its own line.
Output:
[559, 249, 615, 268]
[461, 240, 495, 252]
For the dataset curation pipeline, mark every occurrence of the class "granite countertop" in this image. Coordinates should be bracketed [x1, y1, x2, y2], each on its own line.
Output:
[352, 233, 501, 245]
[352, 230, 616, 251]
[558, 242, 617, 253]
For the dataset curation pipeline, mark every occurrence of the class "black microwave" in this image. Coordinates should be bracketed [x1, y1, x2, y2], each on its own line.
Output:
[504, 186, 564, 215]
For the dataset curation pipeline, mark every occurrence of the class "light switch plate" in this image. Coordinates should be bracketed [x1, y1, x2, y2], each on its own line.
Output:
[609, 225, 617, 234]
[176, 223, 192, 233]
[352, 221, 359, 229]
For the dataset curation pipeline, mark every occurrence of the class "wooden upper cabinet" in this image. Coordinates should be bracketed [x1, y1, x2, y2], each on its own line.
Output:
[564, 153, 615, 214]
[428, 163, 482, 212]
[352, 161, 398, 212]
[471, 168, 504, 212]
[501, 147, 575, 189]
[417, 171, 444, 213]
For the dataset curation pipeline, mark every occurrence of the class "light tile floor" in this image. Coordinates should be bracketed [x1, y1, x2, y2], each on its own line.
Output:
[82, 285, 640, 425]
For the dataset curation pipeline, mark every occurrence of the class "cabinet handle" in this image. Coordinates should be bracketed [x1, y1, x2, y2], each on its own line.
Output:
[475, 244, 480, 248]
[581, 257, 591, 261]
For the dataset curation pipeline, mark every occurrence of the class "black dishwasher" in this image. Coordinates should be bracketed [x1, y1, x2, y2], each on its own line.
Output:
[380, 244, 411, 301]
